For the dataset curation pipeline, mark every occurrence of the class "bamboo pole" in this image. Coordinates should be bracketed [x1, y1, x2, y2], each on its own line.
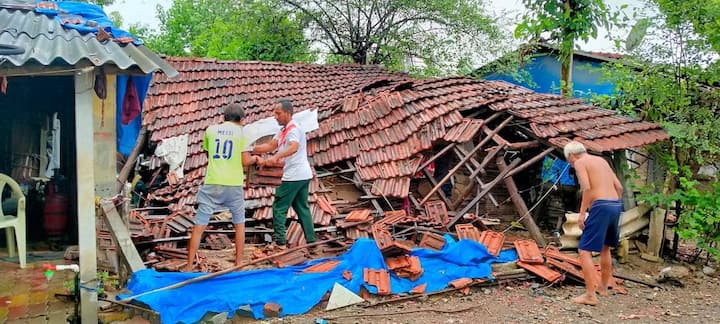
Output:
[119, 238, 341, 303]
[498, 157, 546, 246]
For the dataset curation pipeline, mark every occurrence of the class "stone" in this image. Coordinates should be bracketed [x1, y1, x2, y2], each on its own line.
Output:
[703, 266, 716, 275]
[263, 302, 282, 318]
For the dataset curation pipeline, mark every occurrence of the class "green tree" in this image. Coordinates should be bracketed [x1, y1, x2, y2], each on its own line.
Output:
[281, 0, 505, 76]
[596, 0, 720, 260]
[142, 0, 314, 63]
[515, 0, 616, 96]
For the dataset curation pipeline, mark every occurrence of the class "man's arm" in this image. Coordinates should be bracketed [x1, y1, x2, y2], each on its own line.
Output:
[575, 160, 592, 230]
[242, 151, 259, 167]
[252, 138, 278, 154]
[267, 141, 298, 164]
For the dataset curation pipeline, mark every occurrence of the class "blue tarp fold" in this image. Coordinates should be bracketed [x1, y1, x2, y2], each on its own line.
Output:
[120, 236, 517, 323]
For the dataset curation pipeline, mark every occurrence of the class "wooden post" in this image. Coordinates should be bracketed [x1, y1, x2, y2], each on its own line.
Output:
[645, 208, 666, 260]
[116, 126, 147, 193]
[451, 145, 505, 209]
[420, 168, 454, 209]
[416, 143, 456, 173]
[420, 116, 513, 205]
[74, 70, 98, 323]
[612, 150, 637, 209]
[447, 158, 522, 229]
[100, 201, 146, 272]
[497, 157, 546, 246]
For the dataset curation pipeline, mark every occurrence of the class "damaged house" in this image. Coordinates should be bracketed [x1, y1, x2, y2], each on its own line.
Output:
[122, 57, 669, 271]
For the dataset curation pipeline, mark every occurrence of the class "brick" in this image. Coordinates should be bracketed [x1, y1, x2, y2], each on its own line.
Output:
[342, 270, 353, 281]
[449, 278, 473, 289]
[455, 224, 482, 242]
[418, 232, 446, 250]
[543, 246, 581, 266]
[424, 200, 449, 225]
[303, 260, 341, 273]
[546, 258, 583, 281]
[517, 261, 562, 283]
[385, 256, 412, 270]
[478, 230, 505, 256]
[345, 209, 372, 222]
[263, 302, 282, 318]
[363, 269, 391, 295]
[271, 250, 306, 268]
[410, 283, 427, 294]
[372, 227, 394, 250]
[514, 240, 544, 265]
[393, 256, 423, 281]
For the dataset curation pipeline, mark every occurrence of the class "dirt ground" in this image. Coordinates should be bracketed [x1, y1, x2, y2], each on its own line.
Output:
[225, 255, 720, 324]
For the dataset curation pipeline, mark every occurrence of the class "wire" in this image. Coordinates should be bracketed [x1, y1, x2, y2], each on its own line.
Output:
[501, 163, 570, 234]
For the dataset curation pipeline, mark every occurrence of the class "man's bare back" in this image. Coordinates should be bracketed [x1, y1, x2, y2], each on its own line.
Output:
[573, 154, 622, 203]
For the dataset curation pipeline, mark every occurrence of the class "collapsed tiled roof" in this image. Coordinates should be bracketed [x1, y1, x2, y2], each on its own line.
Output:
[142, 57, 668, 209]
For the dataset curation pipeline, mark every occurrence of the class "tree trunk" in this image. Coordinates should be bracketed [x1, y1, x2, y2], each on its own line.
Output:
[560, 51, 573, 97]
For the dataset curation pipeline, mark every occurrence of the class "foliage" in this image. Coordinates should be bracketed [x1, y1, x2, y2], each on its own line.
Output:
[638, 161, 720, 261]
[281, 0, 506, 76]
[596, 0, 720, 260]
[138, 0, 314, 63]
[515, 0, 617, 96]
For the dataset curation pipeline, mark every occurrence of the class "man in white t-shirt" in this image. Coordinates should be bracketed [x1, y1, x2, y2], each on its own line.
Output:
[253, 99, 316, 249]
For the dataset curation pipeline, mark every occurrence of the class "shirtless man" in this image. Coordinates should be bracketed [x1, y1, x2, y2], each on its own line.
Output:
[564, 141, 623, 306]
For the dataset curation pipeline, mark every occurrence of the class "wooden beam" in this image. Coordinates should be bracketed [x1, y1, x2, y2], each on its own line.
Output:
[504, 147, 554, 179]
[416, 143, 456, 173]
[497, 157, 546, 246]
[420, 168, 454, 209]
[116, 126, 147, 193]
[348, 161, 384, 216]
[483, 127, 511, 146]
[420, 116, 514, 205]
[451, 146, 500, 208]
[447, 158, 522, 229]
[509, 140, 540, 150]
[100, 201, 146, 272]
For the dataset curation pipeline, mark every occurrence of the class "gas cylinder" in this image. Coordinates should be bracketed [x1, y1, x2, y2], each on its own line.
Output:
[43, 182, 68, 236]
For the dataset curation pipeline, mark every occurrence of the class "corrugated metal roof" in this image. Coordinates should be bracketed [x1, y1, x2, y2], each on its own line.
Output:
[0, 6, 177, 77]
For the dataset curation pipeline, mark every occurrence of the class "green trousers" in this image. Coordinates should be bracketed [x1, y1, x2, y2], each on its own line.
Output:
[272, 179, 316, 245]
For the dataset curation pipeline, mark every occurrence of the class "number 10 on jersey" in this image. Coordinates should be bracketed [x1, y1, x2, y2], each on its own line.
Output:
[213, 139, 233, 159]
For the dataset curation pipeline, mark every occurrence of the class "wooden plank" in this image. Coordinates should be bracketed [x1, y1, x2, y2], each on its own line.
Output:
[447, 157, 521, 229]
[100, 201, 145, 273]
[420, 116, 514, 205]
[497, 157, 546, 246]
[613, 150, 637, 209]
[647, 208, 666, 258]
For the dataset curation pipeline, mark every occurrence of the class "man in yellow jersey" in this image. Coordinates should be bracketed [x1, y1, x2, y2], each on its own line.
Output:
[253, 99, 317, 250]
[185, 103, 260, 271]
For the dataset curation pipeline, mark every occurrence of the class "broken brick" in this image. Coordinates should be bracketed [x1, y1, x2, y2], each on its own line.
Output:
[342, 270, 353, 281]
[302, 260, 341, 273]
[517, 261, 563, 283]
[393, 256, 423, 281]
[449, 277, 473, 289]
[478, 230, 505, 256]
[372, 227, 394, 250]
[546, 258, 584, 280]
[363, 268, 391, 295]
[271, 250, 306, 268]
[418, 232, 446, 250]
[263, 302, 282, 318]
[385, 256, 412, 270]
[514, 240, 544, 265]
[410, 283, 427, 294]
[251, 249, 268, 260]
[204, 233, 233, 250]
[543, 246, 581, 266]
[424, 200, 449, 225]
[346, 209, 373, 222]
[455, 223, 482, 242]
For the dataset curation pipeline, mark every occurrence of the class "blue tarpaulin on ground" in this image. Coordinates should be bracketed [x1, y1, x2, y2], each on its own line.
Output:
[120, 236, 517, 323]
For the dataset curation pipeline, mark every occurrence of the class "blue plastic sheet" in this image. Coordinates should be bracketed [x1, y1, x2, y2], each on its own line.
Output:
[35, 1, 142, 45]
[120, 236, 517, 323]
[541, 156, 576, 186]
[116, 74, 152, 156]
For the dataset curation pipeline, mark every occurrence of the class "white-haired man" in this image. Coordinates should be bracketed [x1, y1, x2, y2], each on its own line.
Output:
[564, 141, 623, 306]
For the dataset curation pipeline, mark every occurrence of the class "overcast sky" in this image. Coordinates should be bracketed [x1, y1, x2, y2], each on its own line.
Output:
[106, 0, 644, 53]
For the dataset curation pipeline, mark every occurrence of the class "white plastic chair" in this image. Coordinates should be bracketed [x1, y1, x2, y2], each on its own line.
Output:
[0, 173, 26, 268]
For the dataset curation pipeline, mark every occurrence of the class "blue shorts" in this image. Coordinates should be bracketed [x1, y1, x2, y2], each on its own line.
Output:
[195, 185, 246, 225]
[578, 199, 623, 252]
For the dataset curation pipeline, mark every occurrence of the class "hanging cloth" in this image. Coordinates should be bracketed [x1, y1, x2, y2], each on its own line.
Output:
[121, 77, 141, 125]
